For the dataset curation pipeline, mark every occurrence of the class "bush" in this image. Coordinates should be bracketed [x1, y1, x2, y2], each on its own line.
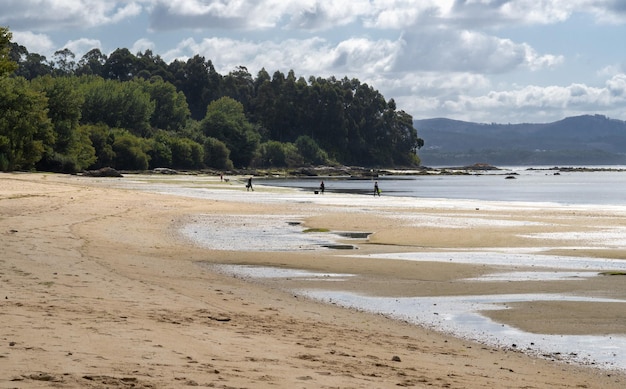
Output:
[295, 135, 328, 165]
[203, 137, 233, 170]
[111, 130, 151, 170]
[170, 137, 204, 169]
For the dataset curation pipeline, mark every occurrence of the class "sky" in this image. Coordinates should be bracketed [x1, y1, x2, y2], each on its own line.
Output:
[2, 0, 626, 124]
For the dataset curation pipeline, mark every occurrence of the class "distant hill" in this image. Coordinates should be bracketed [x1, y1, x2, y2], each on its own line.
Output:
[414, 114, 626, 166]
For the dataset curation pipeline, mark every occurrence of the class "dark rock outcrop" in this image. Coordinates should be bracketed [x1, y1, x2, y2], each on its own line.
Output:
[82, 167, 123, 177]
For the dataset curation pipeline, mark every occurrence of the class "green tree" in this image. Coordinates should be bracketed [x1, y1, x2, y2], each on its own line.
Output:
[0, 77, 53, 170]
[73, 126, 97, 170]
[257, 140, 287, 167]
[201, 97, 260, 167]
[223, 66, 254, 112]
[135, 50, 173, 82]
[111, 129, 150, 170]
[306, 77, 346, 158]
[51, 48, 76, 76]
[13, 49, 53, 79]
[149, 130, 173, 168]
[346, 81, 388, 165]
[254, 140, 304, 167]
[171, 55, 222, 120]
[82, 123, 115, 169]
[80, 77, 155, 137]
[31, 76, 95, 172]
[203, 137, 233, 170]
[76, 48, 107, 76]
[136, 77, 190, 131]
[169, 137, 203, 169]
[295, 135, 328, 165]
[0, 26, 17, 77]
[283, 142, 304, 167]
[178, 119, 206, 144]
[251, 69, 278, 139]
[103, 48, 136, 81]
[385, 106, 422, 166]
[149, 130, 203, 169]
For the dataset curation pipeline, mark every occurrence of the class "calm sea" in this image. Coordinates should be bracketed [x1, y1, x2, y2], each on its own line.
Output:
[259, 167, 626, 206]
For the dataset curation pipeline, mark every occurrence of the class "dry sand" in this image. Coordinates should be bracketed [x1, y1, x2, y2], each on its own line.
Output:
[1, 172, 625, 388]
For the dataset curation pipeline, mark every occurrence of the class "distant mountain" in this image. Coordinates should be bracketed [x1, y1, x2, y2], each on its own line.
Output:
[414, 114, 626, 166]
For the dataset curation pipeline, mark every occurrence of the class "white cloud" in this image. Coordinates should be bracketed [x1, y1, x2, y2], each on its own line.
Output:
[150, 0, 282, 30]
[0, 1, 144, 30]
[162, 35, 401, 78]
[498, 0, 576, 24]
[11, 31, 55, 55]
[3, 1, 623, 33]
[586, 0, 626, 24]
[109, 2, 143, 23]
[131, 38, 155, 54]
[394, 71, 491, 96]
[62, 38, 102, 58]
[160, 27, 561, 84]
[163, 37, 266, 72]
[327, 38, 401, 74]
[284, 0, 370, 31]
[149, 0, 375, 31]
[11, 33, 101, 59]
[598, 64, 622, 78]
[606, 74, 626, 97]
[351, 0, 583, 30]
[365, 0, 453, 29]
[361, 0, 624, 29]
[395, 28, 563, 74]
[401, 74, 626, 123]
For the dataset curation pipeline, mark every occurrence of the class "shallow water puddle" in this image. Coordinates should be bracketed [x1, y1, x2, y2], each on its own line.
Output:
[210, 264, 356, 281]
[209, 263, 626, 371]
[464, 271, 598, 282]
[181, 214, 366, 251]
[349, 251, 626, 271]
[181, 215, 348, 251]
[299, 290, 626, 370]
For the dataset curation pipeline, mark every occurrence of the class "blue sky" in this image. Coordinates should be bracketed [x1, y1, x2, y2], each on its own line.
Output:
[3, 0, 626, 124]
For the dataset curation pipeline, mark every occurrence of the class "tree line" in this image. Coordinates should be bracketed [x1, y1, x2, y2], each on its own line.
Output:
[1, 26, 423, 173]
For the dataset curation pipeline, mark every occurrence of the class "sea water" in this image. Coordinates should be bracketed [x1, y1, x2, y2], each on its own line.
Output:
[260, 167, 626, 206]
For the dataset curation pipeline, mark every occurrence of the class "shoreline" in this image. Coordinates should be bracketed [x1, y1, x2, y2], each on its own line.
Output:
[85, 163, 626, 181]
[2, 172, 625, 388]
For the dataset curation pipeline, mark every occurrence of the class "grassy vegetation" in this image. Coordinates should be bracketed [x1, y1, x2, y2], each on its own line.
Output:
[599, 271, 626, 276]
[302, 228, 330, 233]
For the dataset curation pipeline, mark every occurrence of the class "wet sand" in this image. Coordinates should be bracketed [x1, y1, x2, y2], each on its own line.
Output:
[1, 172, 625, 388]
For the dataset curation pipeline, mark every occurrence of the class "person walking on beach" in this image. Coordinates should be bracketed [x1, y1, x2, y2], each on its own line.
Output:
[246, 177, 254, 191]
[374, 181, 381, 196]
[320, 180, 325, 194]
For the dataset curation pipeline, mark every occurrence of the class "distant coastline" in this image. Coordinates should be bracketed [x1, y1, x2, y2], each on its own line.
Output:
[415, 114, 626, 167]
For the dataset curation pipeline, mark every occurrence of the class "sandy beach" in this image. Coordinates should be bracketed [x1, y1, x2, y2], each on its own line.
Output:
[1, 172, 625, 388]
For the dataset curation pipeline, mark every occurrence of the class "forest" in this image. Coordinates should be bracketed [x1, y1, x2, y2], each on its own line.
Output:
[0, 26, 423, 173]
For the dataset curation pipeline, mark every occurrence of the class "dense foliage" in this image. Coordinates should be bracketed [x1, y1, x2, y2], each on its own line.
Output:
[0, 27, 17, 77]
[2, 27, 423, 172]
